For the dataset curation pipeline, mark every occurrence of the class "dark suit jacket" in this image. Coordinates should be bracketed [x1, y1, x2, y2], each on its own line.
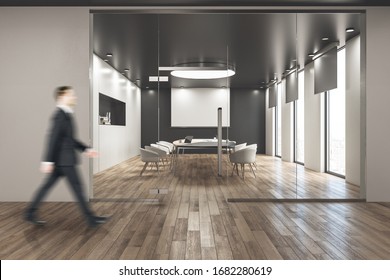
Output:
[44, 108, 88, 166]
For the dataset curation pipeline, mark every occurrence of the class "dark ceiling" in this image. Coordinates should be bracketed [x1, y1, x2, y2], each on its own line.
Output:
[93, 12, 361, 89]
[0, 0, 390, 6]
[1, 0, 368, 89]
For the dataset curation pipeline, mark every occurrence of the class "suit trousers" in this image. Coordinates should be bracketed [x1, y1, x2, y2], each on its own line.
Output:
[28, 166, 94, 222]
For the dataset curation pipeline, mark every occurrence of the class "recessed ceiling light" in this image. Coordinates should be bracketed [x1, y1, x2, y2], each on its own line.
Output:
[106, 53, 113, 57]
[322, 37, 329, 41]
[146, 86, 149, 89]
[346, 28, 355, 33]
[103, 59, 109, 62]
[149, 76, 169, 82]
[124, 68, 129, 72]
[121, 72, 125, 75]
[136, 79, 140, 81]
[308, 53, 315, 57]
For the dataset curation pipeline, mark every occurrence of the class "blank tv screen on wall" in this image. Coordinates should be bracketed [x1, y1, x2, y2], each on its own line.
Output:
[171, 88, 230, 127]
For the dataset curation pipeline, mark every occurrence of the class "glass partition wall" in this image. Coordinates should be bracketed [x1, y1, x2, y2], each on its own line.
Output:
[91, 11, 364, 203]
[157, 13, 233, 196]
[295, 13, 363, 200]
[156, 13, 299, 200]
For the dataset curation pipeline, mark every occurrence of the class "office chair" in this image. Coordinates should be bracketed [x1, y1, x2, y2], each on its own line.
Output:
[229, 146, 257, 179]
[139, 148, 160, 176]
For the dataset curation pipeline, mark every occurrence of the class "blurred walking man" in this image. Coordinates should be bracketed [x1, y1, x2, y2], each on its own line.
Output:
[25, 86, 109, 227]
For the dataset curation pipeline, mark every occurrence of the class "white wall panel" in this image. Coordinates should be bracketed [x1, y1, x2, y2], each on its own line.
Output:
[281, 79, 294, 162]
[171, 88, 230, 127]
[265, 88, 275, 156]
[304, 62, 325, 172]
[92, 55, 141, 174]
[346, 35, 361, 187]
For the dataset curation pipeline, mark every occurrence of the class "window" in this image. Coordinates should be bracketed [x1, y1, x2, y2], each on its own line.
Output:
[294, 71, 305, 164]
[326, 48, 346, 176]
[276, 83, 282, 157]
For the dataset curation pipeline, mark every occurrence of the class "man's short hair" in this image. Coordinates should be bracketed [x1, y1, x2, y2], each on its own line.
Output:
[55, 86, 73, 99]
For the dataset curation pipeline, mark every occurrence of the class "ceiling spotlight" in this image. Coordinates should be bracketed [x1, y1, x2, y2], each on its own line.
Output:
[149, 76, 169, 82]
[106, 53, 113, 57]
[124, 68, 129, 72]
[322, 37, 329, 41]
[346, 28, 355, 33]
[308, 53, 315, 57]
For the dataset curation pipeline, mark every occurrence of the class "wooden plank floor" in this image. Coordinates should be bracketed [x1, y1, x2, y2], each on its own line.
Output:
[2, 154, 390, 260]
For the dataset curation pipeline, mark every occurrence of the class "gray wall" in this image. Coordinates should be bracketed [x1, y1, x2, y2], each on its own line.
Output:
[366, 8, 390, 201]
[0, 7, 90, 201]
[141, 88, 266, 153]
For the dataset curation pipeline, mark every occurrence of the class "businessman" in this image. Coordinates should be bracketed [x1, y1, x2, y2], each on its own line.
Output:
[25, 86, 109, 227]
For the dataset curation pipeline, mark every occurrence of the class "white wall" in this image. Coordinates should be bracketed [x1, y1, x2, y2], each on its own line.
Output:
[346, 35, 361, 186]
[366, 8, 390, 201]
[304, 62, 325, 172]
[281, 79, 294, 162]
[92, 55, 141, 174]
[265, 88, 275, 156]
[171, 87, 230, 127]
[0, 8, 90, 201]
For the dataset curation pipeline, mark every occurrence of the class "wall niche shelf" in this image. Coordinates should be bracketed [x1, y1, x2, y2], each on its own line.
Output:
[99, 93, 126, 126]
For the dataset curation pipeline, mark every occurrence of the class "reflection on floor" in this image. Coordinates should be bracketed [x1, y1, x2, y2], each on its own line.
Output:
[2, 154, 389, 260]
[94, 154, 360, 200]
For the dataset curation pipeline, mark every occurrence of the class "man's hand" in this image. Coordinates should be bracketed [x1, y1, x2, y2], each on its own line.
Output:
[40, 162, 54, 174]
[85, 149, 99, 158]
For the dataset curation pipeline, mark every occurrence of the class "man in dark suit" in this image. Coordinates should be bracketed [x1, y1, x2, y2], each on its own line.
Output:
[25, 86, 109, 227]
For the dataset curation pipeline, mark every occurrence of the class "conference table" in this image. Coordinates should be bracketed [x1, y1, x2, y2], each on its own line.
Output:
[172, 138, 236, 174]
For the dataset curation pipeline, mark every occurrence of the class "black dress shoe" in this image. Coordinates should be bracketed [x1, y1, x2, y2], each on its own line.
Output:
[25, 214, 46, 226]
[93, 215, 110, 221]
[88, 215, 110, 227]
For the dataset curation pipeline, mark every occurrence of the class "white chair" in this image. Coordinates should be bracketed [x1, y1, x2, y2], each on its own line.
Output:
[229, 146, 257, 179]
[148, 145, 169, 168]
[139, 148, 160, 175]
[157, 141, 175, 154]
[245, 144, 258, 169]
[233, 142, 247, 152]
[157, 141, 175, 168]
